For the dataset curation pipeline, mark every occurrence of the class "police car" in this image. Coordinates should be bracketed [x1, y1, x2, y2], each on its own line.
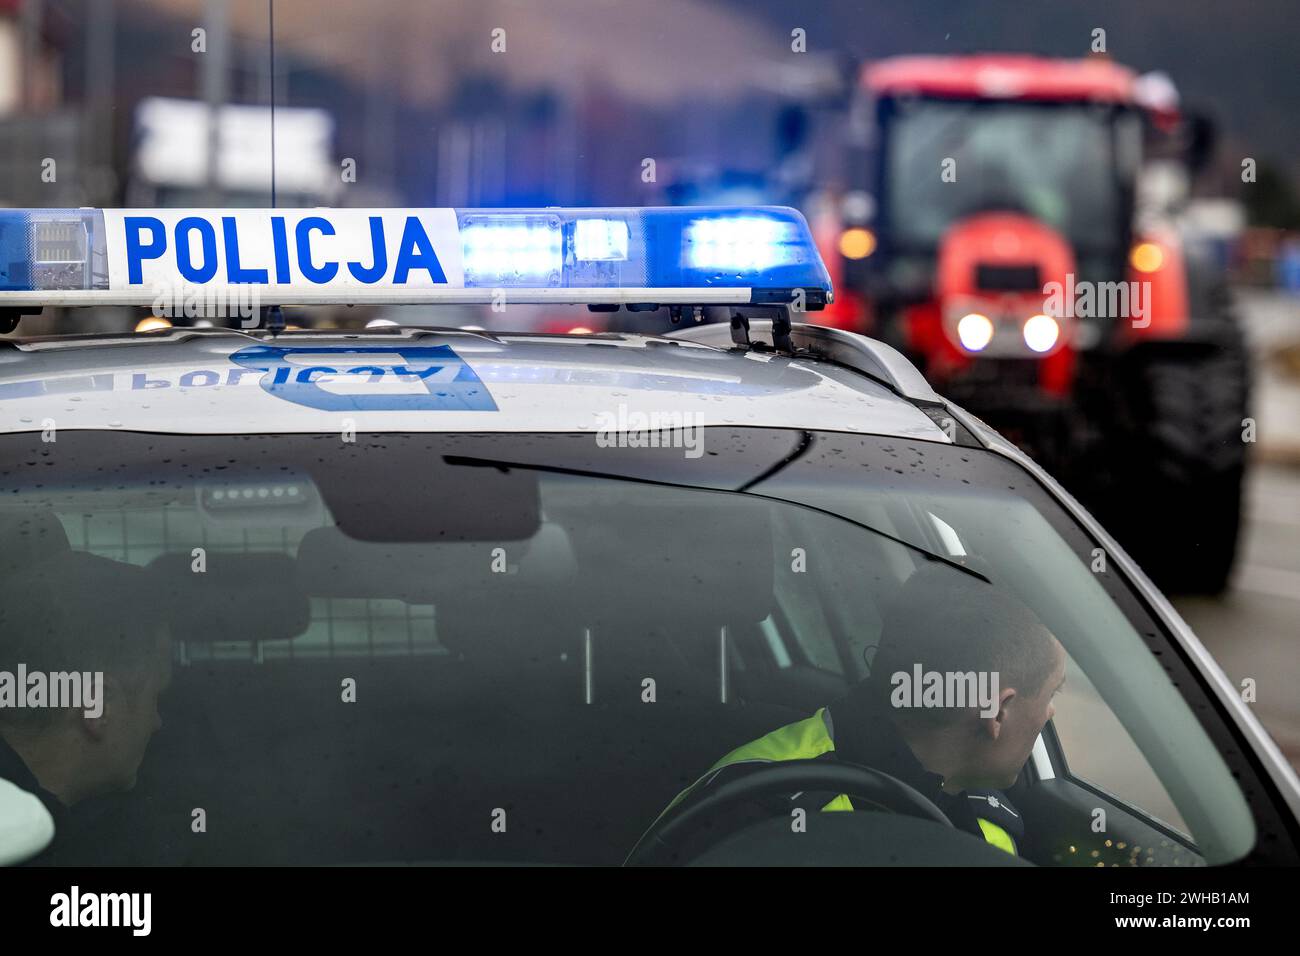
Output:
[0, 205, 1295, 867]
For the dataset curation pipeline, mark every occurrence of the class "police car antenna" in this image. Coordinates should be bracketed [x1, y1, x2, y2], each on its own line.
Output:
[269, 0, 277, 211]
[261, 0, 285, 335]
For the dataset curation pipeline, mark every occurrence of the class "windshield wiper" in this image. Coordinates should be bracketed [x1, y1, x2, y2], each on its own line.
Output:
[443, 453, 991, 586]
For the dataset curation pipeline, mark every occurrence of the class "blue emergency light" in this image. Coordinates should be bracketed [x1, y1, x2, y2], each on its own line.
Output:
[0, 206, 832, 309]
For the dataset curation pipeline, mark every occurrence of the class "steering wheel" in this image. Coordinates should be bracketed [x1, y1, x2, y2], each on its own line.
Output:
[626, 758, 954, 866]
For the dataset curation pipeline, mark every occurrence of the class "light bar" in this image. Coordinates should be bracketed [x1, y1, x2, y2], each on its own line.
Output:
[684, 215, 800, 272]
[0, 206, 831, 309]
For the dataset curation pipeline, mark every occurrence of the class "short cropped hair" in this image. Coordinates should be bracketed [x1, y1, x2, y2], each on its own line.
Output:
[865, 563, 1059, 727]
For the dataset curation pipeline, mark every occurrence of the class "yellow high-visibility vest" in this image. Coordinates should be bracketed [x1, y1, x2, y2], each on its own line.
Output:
[666, 707, 1018, 855]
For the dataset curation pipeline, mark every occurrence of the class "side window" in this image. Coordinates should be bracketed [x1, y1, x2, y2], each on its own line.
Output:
[767, 510, 888, 679]
[1051, 654, 1190, 836]
[774, 581, 841, 674]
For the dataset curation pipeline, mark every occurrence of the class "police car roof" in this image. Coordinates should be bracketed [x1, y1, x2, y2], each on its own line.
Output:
[0, 204, 944, 441]
[0, 327, 950, 441]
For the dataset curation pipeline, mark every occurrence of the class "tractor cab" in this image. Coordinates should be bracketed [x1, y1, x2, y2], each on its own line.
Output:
[864, 60, 1142, 302]
[831, 55, 1248, 594]
[841, 57, 1170, 383]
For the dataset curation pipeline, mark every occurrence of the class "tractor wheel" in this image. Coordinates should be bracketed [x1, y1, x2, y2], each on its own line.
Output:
[1116, 330, 1250, 594]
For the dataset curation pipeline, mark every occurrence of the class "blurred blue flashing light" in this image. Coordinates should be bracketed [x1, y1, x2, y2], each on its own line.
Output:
[0, 206, 831, 307]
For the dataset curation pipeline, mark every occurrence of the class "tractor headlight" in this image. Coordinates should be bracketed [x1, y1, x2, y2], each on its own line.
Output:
[957, 312, 994, 352]
[1022, 313, 1060, 353]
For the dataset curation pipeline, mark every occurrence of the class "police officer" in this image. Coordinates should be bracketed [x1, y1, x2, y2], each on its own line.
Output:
[0, 545, 172, 864]
[655, 563, 1066, 858]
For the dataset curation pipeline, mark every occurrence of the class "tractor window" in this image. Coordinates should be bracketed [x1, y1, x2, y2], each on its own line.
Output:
[884, 99, 1124, 254]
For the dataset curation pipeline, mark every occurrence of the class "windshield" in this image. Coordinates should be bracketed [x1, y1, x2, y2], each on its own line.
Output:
[0, 429, 1263, 866]
[882, 99, 1125, 254]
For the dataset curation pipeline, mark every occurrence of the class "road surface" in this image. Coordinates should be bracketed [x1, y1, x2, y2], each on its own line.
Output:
[1174, 289, 1300, 770]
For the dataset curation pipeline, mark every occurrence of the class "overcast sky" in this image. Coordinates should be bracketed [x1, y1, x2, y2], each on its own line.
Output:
[725, 0, 1300, 181]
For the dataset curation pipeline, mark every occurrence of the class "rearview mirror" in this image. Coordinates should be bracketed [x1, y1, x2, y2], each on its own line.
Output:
[312, 451, 540, 542]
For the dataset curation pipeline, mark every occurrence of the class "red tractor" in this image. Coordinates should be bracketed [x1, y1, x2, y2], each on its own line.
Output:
[826, 55, 1249, 593]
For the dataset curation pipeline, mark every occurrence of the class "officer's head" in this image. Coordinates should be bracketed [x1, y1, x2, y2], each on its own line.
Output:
[867, 563, 1065, 791]
[0, 551, 172, 807]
